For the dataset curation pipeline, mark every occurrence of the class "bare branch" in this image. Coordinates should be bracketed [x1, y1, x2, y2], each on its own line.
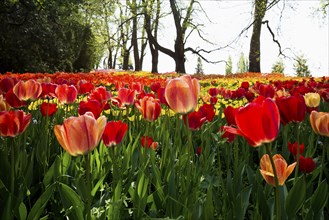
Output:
[185, 46, 229, 64]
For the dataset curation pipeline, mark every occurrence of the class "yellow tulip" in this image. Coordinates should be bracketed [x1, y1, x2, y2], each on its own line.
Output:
[304, 92, 321, 108]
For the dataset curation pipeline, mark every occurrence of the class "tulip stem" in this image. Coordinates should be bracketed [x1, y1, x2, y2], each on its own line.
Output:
[84, 154, 92, 220]
[318, 143, 326, 187]
[265, 144, 281, 220]
[294, 124, 301, 184]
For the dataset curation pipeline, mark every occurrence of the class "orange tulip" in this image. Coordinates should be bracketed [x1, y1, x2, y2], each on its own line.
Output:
[55, 84, 78, 104]
[310, 111, 329, 137]
[13, 79, 42, 101]
[164, 75, 200, 114]
[135, 96, 161, 121]
[0, 110, 31, 137]
[54, 112, 106, 156]
[260, 154, 296, 187]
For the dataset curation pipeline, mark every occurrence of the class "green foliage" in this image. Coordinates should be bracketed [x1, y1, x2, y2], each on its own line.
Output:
[195, 57, 204, 74]
[294, 54, 311, 77]
[271, 58, 285, 74]
[237, 52, 248, 73]
[0, 0, 100, 73]
[225, 55, 233, 75]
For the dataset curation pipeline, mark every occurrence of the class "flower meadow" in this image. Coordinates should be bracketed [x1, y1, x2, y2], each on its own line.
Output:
[0, 71, 328, 220]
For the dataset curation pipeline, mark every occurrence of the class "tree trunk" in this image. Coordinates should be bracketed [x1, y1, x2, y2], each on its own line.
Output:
[249, 0, 268, 73]
[132, 0, 141, 71]
[174, 37, 186, 73]
[149, 42, 158, 73]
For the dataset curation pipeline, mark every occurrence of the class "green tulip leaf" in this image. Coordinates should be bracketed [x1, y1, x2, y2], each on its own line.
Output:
[310, 180, 328, 214]
[58, 182, 84, 220]
[27, 183, 56, 220]
[285, 176, 306, 218]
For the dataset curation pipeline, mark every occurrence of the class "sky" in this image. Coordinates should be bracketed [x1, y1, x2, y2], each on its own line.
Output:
[141, 0, 329, 77]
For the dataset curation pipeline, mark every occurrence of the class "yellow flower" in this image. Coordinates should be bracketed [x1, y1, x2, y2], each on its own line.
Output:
[304, 92, 321, 108]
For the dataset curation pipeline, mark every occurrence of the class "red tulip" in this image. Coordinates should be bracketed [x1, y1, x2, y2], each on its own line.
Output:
[208, 88, 220, 97]
[141, 136, 158, 150]
[220, 126, 236, 143]
[135, 96, 161, 121]
[276, 95, 306, 125]
[5, 89, 26, 108]
[0, 110, 31, 137]
[102, 120, 128, 147]
[298, 156, 316, 173]
[0, 77, 17, 94]
[150, 82, 161, 93]
[118, 88, 136, 106]
[78, 80, 94, 94]
[13, 79, 42, 101]
[78, 100, 102, 119]
[40, 102, 58, 117]
[183, 111, 207, 130]
[40, 83, 57, 98]
[259, 84, 275, 98]
[88, 86, 112, 109]
[244, 91, 255, 102]
[165, 75, 200, 114]
[55, 84, 78, 104]
[224, 106, 240, 126]
[223, 96, 280, 147]
[198, 103, 215, 122]
[54, 112, 107, 156]
[196, 147, 202, 156]
[156, 87, 168, 106]
[288, 142, 305, 156]
[210, 96, 218, 105]
[240, 81, 250, 90]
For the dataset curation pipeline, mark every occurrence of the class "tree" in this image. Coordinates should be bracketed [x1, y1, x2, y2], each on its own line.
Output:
[143, 0, 162, 73]
[144, 0, 222, 73]
[225, 55, 233, 75]
[248, 0, 282, 73]
[195, 57, 204, 74]
[87, 0, 120, 69]
[271, 58, 285, 73]
[237, 52, 248, 73]
[0, 0, 99, 73]
[294, 55, 311, 77]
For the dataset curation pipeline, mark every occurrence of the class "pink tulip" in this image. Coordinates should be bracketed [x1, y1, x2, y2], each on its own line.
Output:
[164, 75, 200, 114]
[54, 112, 106, 156]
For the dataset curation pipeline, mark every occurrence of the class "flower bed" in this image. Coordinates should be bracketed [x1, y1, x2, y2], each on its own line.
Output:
[0, 71, 328, 219]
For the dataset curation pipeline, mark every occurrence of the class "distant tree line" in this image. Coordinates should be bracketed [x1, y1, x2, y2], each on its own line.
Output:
[0, 0, 100, 73]
[0, 0, 325, 74]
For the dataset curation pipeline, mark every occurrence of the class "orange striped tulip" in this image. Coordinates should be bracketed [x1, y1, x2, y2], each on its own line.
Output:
[135, 96, 161, 121]
[0, 110, 31, 137]
[310, 111, 329, 137]
[260, 154, 296, 187]
[54, 112, 106, 156]
[164, 75, 200, 114]
[55, 84, 78, 104]
[13, 79, 42, 101]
